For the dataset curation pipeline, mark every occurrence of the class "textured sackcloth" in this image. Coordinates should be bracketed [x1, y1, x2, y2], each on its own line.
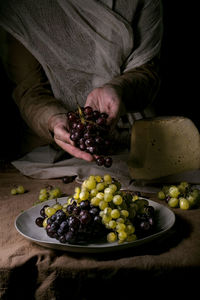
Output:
[0, 0, 162, 111]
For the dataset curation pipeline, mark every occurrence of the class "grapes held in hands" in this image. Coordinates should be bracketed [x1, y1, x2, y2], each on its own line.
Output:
[66, 106, 113, 167]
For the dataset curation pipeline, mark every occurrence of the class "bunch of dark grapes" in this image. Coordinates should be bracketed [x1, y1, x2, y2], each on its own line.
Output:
[67, 106, 113, 168]
[133, 205, 155, 238]
[35, 200, 108, 244]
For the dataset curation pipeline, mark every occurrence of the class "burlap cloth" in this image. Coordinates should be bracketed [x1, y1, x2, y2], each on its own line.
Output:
[0, 164, 200, 300]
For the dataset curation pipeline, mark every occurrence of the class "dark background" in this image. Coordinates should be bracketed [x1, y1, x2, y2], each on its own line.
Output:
[0, 1, 198, 161]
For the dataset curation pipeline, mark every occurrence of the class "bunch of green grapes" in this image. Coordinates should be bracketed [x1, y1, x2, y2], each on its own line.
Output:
[157, 181, 200, 210]
[36, 186, 62, 204]
[11, 185, 25, 195]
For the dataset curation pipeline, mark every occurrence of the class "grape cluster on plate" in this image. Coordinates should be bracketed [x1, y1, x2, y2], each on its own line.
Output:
[35, 174, 156, 245]
[157, 181, 200, 210]
[67, 106, 113, 167]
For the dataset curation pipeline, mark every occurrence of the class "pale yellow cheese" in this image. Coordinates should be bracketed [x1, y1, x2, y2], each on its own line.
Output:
[128, 116, 200, 180]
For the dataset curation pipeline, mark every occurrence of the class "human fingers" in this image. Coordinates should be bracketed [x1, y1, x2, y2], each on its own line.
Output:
[54, 137, 94, 161]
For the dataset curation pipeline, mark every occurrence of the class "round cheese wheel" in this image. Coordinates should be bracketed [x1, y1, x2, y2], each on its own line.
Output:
[128, 116, 200, 180]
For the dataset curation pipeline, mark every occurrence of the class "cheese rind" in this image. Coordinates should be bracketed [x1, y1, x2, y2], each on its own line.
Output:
[128, 116, 200, 180]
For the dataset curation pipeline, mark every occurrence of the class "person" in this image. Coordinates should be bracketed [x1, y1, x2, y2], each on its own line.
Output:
[0, 0, 163, 162]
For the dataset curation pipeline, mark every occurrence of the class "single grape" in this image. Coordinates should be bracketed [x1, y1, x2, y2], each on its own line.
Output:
[17, 185, 25, 194]
[11, 188, 17, 195]
[35, 217, 44, 227]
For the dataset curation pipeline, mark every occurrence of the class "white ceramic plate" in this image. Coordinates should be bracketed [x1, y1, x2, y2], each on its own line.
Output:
[15, 197, 175, 253]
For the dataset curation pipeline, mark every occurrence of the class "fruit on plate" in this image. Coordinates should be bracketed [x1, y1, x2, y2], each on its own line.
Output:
[66, 106, 113, 167]
[157, 181, 200, 209]
[35, 174, 156, 244]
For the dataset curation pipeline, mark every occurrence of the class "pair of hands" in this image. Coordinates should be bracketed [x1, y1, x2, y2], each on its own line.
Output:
[49, 85, 123, 161]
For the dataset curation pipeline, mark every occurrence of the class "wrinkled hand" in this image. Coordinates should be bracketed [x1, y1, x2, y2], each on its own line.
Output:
[48, 114, 94, 161]
[85, 85, 124, 129]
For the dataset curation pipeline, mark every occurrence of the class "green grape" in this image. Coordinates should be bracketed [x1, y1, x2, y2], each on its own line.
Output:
[103, 207, 112, 216]
[186, 195, 196, 207]
[179, 197, 190, 210]
[99, 200, 108, 210]
[45, 207, 57, 217]
[111, 209, 120, 219]
[157, 191, 166, 200]
[103, 174, 112, 184]
[96, 192, 104, 200]
[43, 217, 48, 228]
[95, 175, 102, 182]
[52, 203, 63, 211]
[126, 234, 137, 242]
[102, 214, 112, 224]
[116, 217, 125, 224]
[108, 220, 116, 229]
[17, 185, 25, 194]
[85, 178, 96, 190]
[79, 190, 89, 201]
[132, 195, 139, 201]
[118, 231, 127, 241]
[107, 232, 117, 243]
[126, 224, 135, 234]
[168, 186, 180, 198]
[120, 209, 129, 218]
[40, 188, 47, 195]
[116, 223, 126, 232]
[104, 193, 113, 202]
[91, 197, 101, 206]
[38, 193, 48, 202]
[178, 181, 189, 193]
[11, 188, 17, 195]
[96, 182, 105, 191]
[108, 184, 117, 193]
[168, 197, 179, 208]
[90, 188, 98, 197]
[113, 195, 123, 205]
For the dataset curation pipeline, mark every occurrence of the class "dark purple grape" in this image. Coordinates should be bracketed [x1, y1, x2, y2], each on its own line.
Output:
[68, 216, 80, 230]
[70, 131, 80, 141]
[62, 175, 76, 184]
[140, 220, 151, 231]
[93, 215, 102, 224]
[59, 235, 67, 243]
[100, 112, 108, 119]
[89, 207, 99, 216]
[79, 200, 90, 210]
[50, 222, 60, 231]
[60, 220, 69, 231]
[93, 110, 100, 119]
[96, 117, 106, 126]
[40, 205, 49, 218]
[95, 136, 104, 144]
[87, 146, 97, 154]
[79, 143, 86, 151]
[96, 156, 105, 166]
[73, 206, 81, 216]
[85, 138, 94, 147]
[67, 204, 74, 214]
[67, 111, 77, 123]
[76, 122, 85, 132]
[104, 157, 112, 168]
[35, 217, 44, 227]
[79, 210, 92, 225]
[65, 231, 76, 243]
[84, 106, 93, 115]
